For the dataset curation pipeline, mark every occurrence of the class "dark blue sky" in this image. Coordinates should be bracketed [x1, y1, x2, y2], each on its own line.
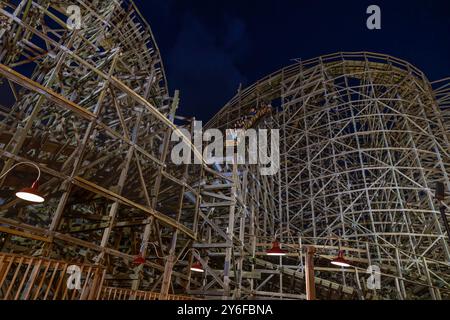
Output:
[137, 0, 450, 121]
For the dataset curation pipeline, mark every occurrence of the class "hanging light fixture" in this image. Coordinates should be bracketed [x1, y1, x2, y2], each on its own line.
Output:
[133, 254, 146, 265]
[266, 241, 287, 256]
[133, 241, 163, 266]
[0, 162, 45, 203]
[180, 247, 206, 273]
[15, 180, 45, 203]
[330, 250, 351, 268]
[190, 261, 204, 273]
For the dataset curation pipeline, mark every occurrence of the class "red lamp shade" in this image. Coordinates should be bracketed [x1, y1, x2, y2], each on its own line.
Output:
[15, 181, 45, 203]
[266, 241, 287, 256]
[331, 250, 351, 268]
[190, 261, 204, 273]
[133, 254, 146, 265]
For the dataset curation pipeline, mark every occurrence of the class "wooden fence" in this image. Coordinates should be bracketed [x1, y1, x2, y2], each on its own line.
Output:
[100, 286, 195, 301]
[0, 252, 105, 300]
[0, 252, 196, 300]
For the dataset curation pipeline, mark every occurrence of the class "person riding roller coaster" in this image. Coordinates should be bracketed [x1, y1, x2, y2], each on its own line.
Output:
[234, 104, 273, 130]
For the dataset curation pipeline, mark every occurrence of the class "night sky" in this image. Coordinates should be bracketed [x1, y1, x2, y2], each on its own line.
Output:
[135, 0, 450, 121]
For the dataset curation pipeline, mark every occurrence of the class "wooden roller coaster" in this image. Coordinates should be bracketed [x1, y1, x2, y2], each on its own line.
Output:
[0, 0, 449, 300]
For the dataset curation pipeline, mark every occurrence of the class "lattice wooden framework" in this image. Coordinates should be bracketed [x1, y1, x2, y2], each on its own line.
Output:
[0, 0, 216, 299]
[208, 52, 450, 300]
[1, 0, 449, 301]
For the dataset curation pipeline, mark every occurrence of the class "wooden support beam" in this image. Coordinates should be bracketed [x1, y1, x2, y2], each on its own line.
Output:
[305, 246, 316, 301]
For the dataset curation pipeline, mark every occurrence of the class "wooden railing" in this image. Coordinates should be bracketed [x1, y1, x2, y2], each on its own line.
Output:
[100, 286, 196, 301]
[0, 253, 105, 300]
[0, 252, 198, 300]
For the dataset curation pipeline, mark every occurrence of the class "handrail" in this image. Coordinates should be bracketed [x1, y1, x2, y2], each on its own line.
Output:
[100, 286, 197, 300]
[0, 252, 105, 300]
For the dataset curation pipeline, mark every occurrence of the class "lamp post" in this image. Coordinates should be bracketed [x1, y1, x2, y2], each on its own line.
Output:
[0, 162, 45, 203]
